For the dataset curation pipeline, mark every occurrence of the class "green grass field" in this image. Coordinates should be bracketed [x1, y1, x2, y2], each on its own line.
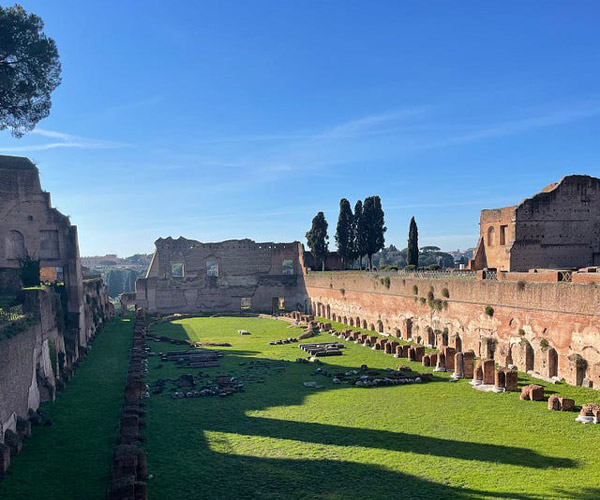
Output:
[143, 315, 600, 500]
[0, 317, 134, 500]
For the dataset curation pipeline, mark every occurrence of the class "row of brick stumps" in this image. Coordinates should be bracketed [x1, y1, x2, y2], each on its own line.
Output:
[107, 309, 148, 500]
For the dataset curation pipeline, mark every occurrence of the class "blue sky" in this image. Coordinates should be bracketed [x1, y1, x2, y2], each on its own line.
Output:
[1, 1, 599, 256]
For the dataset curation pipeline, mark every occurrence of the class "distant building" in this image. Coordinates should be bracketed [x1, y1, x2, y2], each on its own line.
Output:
[469, 175, 600, 271]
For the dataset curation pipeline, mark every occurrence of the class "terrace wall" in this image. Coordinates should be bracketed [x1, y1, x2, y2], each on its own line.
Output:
[304, 272, 600, 388]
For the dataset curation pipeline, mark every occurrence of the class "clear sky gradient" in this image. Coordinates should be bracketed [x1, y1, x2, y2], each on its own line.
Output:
[1, 1, 599, 256]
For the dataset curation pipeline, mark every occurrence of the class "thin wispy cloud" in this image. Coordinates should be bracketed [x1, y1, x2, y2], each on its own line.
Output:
[432, 104, 600, 148]
[0, 128, 130, 153]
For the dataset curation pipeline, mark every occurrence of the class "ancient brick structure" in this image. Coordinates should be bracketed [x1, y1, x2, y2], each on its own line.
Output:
[0, 156, 113, 464]
[305, 272, 600, 388]
[469, 175, 600, 272]
[135, 237, 308, 314]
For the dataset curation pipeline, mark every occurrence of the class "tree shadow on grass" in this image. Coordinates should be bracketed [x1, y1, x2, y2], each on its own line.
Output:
[145, 320, 584, 500]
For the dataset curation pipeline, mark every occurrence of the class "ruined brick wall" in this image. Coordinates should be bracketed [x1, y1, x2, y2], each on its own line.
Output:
[0, 155, 86, 352]
[0, 284, 113, 445]
[471, 175, 600, 272]
[510, 175, 600, 271]
[474, 206, 516, 271]
[304, 272, 600, 388]
[0, 289, 61, 440]
[136, 237, 308, 313]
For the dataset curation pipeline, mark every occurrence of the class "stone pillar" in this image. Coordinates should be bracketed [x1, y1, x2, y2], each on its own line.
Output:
[504, 369, 518, 392]
[452, 352, 464, 379]
[463, 350, 476, 379]
[442, 346, 456, 371]
[482, 359, 495, 385]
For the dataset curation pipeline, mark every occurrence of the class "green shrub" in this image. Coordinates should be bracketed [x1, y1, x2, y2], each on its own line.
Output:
[412, 285, 418, 295]
[540, 338, 549, 350]
[441, 288, 449, 298]
[19, 254, 40, 288]
[419, 297, 426, 305]
[518, 328, 525, 336]
[405, 265, 417, 271]
[484, 305, 494, 317]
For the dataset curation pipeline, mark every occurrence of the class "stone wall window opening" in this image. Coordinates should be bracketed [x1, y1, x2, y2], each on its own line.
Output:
[241, 297, 252, 310]
[171, 262, 184, 277]
[206, 260, 219, 277]
[5, 230, 26, 260]
[500, 225, 507, 246]
[487, 226, 495, 247]
[40, 230, 60, 259]
[277, 297, 285, 310]
[40, 266, 63, 283]
[282, 259, 294, 275]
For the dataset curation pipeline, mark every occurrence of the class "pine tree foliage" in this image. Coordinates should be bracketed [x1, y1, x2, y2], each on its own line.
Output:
[305, 211, 329, 271]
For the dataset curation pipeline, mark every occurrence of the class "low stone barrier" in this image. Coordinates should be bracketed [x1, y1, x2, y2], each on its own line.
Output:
[107, 309, 148, 500]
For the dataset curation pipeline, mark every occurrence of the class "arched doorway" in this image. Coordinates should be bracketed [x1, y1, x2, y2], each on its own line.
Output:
[326, 305, 331, 319]
[377, 320, 384, 333]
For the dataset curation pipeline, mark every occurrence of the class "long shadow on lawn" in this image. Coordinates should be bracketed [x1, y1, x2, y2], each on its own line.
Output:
[146, 321, 583, 500]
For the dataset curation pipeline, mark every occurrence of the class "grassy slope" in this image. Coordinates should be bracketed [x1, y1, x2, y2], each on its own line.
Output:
[0, 317, 134, 500]
[143, 316, 600, 500]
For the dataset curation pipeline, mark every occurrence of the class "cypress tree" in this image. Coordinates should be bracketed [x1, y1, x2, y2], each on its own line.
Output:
[407, 216, 419, 268]
[363, 196, 387, 270]
[335, 198, 353, 269]
[305, 212, 329, 271]
[352, 200, 366, 270]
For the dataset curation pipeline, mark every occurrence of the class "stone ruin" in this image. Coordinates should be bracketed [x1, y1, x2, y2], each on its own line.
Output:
[107, 308, 148, 500]
[135, 237, 308, 314]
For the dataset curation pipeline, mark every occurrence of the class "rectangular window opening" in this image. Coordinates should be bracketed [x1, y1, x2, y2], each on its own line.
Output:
[500, 225, 507, 246]
[241, 297, 252, 310]
[171, 263, 184, 277]
[282, 259, 294, 275]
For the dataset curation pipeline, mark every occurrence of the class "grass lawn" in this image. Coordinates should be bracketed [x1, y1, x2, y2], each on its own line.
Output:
[0, 317, 134, 500]
[144, 315, 600, 500]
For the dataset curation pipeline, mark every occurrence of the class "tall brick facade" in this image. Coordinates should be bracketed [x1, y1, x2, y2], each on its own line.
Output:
[470, 175, 600, 271]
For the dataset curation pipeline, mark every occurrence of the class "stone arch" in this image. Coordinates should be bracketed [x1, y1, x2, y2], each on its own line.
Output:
[416, 336, 422, 344]
[548, 347, 558, 378]
[362, 319, 368, 330]
[475, 364, 483, 381]
[453, 334, 462, 352]
[496, 370, 506, 388]
[355, 316, 360, 328]
[5, 230, 25, 259]
[326, 305, 331, 320]
[394, 328, 401, 338]
[377, 320, 384, 333]
[332, 313, 337, 322]
[427, 327, 435, 347]
[516, 339, 534, 372]
[405, 319, 413, 339]
[349, 317, 354, 327]
[342, 316, 348, 325]
[369, 323, 375, 331]
[487, 226, 495, 247]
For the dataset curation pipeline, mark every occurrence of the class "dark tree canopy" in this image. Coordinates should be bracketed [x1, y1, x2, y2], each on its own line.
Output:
[306, 211, 329, 271]
[0, 5, 61, 137]
[335, 198, 353, 269]
[363, 196, 386, 270]
[352, 199, 367, 269]
[407, 216, 419, 267]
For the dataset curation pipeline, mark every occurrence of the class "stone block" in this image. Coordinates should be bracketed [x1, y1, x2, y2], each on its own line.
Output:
[0, 443, 10, 475]
[3, 430, 21, 456]
[16, 417, 31, 439]
[504, 369, 518, 392]
[520, 384, 544, 401]
[482, 359, 495, 385]
[463, 350, 476, 379]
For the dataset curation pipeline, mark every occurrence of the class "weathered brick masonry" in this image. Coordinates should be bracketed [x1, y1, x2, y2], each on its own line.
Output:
[304, 272, 600, 388]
